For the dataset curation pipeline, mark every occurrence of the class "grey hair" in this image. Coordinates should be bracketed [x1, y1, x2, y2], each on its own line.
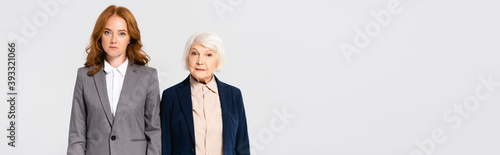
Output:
[182, 32, 226, 72]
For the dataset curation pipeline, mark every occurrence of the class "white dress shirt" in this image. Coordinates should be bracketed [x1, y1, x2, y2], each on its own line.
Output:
[103, 59, 128, 117]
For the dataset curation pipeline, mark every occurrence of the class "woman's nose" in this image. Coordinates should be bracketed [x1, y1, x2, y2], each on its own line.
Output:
[196, 56, 204, 65]
[110, 35, 117, 44]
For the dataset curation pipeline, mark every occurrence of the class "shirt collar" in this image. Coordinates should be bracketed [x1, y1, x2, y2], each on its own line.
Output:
[189, 75, 218, 94]
[103, 59, 129, 77]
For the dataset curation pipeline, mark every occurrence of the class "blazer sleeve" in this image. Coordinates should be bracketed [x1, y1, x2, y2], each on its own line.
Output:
[160, 89, 173, 155]
[145, 69, 162, 155]
[67, 68, 87, 155]
[235, 88, 251, 155]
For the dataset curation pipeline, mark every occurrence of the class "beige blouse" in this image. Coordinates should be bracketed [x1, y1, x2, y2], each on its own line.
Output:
[190, 76, 223, 155]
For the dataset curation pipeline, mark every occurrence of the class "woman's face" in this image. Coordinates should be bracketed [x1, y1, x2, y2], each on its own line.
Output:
[188, 42, 218, 83]
[101, 15, 130, 61]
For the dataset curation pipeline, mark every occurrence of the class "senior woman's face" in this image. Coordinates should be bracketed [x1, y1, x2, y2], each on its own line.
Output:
[188, 42, 217, 84]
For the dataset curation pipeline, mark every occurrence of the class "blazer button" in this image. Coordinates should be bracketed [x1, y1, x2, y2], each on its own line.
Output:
[111, 136, 116, 140]
[190, 149, 195, 154]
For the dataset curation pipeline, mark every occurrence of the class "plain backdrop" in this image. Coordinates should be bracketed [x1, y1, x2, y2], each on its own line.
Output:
[1, 0, 500, 154]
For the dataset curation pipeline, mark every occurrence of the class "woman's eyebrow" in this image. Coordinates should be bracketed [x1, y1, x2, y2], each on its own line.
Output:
[103, 28, 127, 32]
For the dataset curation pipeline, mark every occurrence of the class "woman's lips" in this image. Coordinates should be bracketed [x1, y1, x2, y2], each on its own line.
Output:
[195, 68, 206, 71]
[109, 46, 118, 49]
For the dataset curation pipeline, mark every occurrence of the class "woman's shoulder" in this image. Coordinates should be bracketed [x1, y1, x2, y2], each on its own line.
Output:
[216, 79, 243, 97]
[216, 77, 240, 91]
[217, 80, 245, 106]
[133, 64, 157, 74]
[77, 66, 90, 71]
[76, 66, 90, 76]
[162, 77, 189, 95]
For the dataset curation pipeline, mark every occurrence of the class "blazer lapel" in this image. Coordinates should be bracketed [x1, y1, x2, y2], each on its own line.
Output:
[93, 68, 113, 126]
[177, 76, 196, 145]
[113, 63, 139, 125]
[215, 76, 232, 148]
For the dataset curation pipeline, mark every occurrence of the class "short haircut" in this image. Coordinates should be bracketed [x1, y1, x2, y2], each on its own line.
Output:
[182, 32, 226, 72]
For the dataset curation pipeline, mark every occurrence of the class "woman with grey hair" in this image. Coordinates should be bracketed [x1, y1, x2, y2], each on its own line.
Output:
[161, 32, 250, 155]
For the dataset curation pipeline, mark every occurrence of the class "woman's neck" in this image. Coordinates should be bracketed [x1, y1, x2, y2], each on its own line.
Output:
[106, 55, 127, 68]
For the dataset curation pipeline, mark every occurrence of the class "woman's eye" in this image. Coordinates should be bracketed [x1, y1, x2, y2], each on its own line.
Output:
[104, 31, 110, 35]
[191, 52, 197, 56]
[120, 33, 126, 36]
[207, 54, 212, 57]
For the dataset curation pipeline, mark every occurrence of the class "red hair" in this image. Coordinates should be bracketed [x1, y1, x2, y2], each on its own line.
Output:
[84, 5, 149, 75]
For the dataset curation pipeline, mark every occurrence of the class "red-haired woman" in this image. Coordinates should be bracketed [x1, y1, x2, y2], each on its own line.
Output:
[67, 5, 161, 155]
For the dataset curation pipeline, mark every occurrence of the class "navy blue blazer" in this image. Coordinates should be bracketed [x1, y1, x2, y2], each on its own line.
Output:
[161, 76, 250, 155]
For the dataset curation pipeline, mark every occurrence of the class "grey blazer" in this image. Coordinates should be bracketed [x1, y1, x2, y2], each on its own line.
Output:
[67, 63, 161, 155]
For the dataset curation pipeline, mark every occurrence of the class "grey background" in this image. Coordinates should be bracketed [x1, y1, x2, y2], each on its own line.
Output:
[1, 0, 500, 154]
